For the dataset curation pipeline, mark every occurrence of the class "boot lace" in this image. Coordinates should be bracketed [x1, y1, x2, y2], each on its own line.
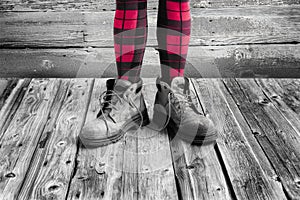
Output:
[98, 90, 124, 116]
[97, 89, 143, 136]
[170, 89, 201, 116]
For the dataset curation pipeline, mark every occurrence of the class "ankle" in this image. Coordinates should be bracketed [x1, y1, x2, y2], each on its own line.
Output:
[118, 76, 141, 84]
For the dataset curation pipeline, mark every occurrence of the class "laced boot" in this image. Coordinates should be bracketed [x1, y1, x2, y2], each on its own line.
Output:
[79, 78, 150, 148]
[151, 77, 218, 145]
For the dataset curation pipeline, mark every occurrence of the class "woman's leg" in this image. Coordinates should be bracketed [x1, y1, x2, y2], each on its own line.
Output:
[157, 0, 191, 84]
[114, 0, 148, 83]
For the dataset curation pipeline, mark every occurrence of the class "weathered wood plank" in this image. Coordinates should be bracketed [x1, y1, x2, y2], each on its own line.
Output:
[66, 79, 125, 199]
[167, 78, 233, 200]
[0, 79, 31, 140]
[222, 78, 300, 199]
[0, 79, 61, 200]
[255, 79, 300, 136]
[1, 0, 299, 12]
[0, 79, 14, 108]
[121, 130, 139, 199]
[1, 44, 299, 78]
[0, 79, 20, 110]
[273, 79, 300, 116]
[204, 79, 280, 179]
[17, 79, 70, 199]
[16, 79, 93, 199]
[1, 6, 299, 47]
[137, 79, 178, 200]
[194, 79, 287, 200]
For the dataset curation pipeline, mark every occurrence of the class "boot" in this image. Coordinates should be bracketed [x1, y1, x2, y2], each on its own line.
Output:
[151, 77, 218, 145]
[79, 78, 150, 148]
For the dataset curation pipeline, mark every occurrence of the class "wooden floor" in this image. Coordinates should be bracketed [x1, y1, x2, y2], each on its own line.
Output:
[0, 0, 300, 198]
[0, 0, 300, 78]
[0, 78, 299, 200]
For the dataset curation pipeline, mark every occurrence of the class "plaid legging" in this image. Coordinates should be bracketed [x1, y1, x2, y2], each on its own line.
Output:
[114, 0, 191, 83]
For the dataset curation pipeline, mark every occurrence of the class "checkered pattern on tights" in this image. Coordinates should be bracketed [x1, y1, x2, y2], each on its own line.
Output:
[114, 0, 191, 83]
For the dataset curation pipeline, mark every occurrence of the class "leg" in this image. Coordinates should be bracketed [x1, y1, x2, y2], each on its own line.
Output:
[157, 0, 191, 84]
[114, 0, 148, 83]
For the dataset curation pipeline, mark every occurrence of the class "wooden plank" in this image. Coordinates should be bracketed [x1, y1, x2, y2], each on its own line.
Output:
[166, 78, 233, 200]
[194, 79, 287, 200]
[255, 79, 300, 135]
[17, 79, 70, 199]
[273, 79, 300, 116]
[137, 79, 178, 199]
[201, 79, 281, 179]
[0, 79, 19, 110]
[0, 79, 14, 108]
[0, 79, 61, 200]
[1, 44, 299, 78]
[121, 126, 139, 199]
[0, 79, 31, 141]
[1, 6, 299, 47]
[16, 79, 93, 199]
[0, 12, 85, 48]
[0, 0, 298, 12]
[66, 79, 125, 199]
[222, 78, 300, 199]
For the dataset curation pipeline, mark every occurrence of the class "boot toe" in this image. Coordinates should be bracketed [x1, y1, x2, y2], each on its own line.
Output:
[175, 115, 218, 145]
[79, 118, 119, 148]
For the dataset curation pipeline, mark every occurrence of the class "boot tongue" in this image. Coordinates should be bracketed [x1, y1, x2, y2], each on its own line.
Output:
[171, 77, 188, 95]
[113, 79, 132, 96]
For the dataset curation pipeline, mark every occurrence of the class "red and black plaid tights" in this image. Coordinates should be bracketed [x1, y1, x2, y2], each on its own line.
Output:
[114, 0, 191, 83]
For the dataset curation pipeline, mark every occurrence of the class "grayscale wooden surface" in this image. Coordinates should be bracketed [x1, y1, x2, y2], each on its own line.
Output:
[0, 78, 299, 199]
[0, 0, 299, 78]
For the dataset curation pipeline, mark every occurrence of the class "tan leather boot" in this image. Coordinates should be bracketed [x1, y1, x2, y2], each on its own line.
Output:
[79, 78, 149, 148]
[151, 77, 218, 145]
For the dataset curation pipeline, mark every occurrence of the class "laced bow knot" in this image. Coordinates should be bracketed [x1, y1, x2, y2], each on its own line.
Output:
[97, 90, 124, 115]
[169, 90, 201, 115]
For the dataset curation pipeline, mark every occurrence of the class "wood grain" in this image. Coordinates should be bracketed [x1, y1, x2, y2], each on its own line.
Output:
[194, 79, 287, 200]
[17, 79, 70, 199]
[0, 79, 61, 200]
[255, 79, 300, 135]
[18, 79, 93, 199]
[0, 79, 31, 140]
[1, 44, 299, 78]
[1, 6, 299, 48]
[0, 79, 28, 112]
[137, 79, 178, 200]
[1, 0, 299, 12]
[223, 79, 300, 199]
[167, 79, 233, 200]
[0, 79, 15, 109]
[273, 79, 300, 117]
[66, 79, 125, 200]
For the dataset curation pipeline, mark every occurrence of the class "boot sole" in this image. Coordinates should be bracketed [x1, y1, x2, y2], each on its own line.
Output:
[167, 119, 218, 146]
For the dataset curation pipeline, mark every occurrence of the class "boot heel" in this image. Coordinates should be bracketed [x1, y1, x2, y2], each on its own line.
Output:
[141, 108, 150, 126]
[131, 108, 150, 128]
